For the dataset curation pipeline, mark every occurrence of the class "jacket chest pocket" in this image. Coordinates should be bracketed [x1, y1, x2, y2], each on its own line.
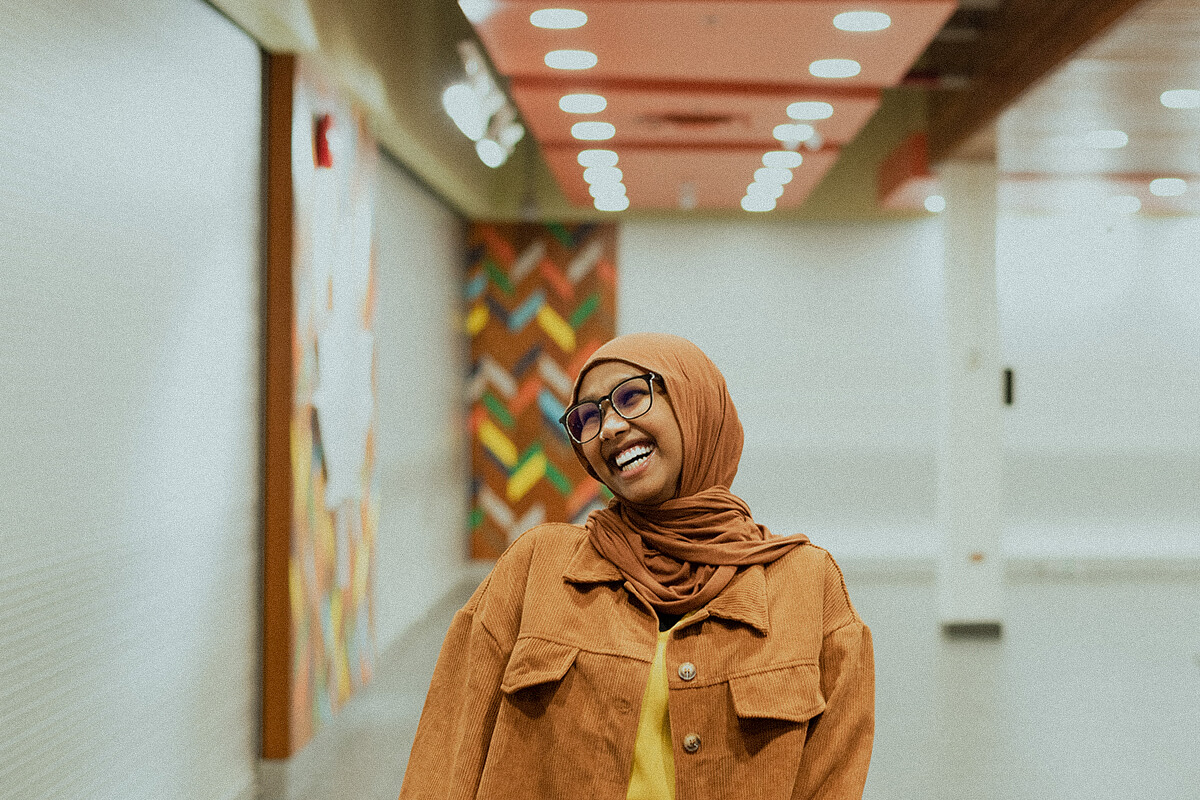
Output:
[500, 636, 580, 697]
[728, 662, 826, 749]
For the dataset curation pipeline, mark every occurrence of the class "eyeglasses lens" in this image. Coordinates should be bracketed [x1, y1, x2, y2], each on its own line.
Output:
[565, 404, 601, 443]
[612, 378, 651, 418]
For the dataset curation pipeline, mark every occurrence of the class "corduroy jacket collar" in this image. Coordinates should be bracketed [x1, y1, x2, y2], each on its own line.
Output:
[562, 537, 771, 635]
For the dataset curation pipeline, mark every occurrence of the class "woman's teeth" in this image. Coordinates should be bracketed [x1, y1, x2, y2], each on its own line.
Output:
[614, 444, 653, 472]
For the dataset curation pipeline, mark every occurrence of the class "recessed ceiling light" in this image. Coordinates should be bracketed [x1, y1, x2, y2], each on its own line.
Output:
[577, 149, 618, 167]
[595, 194, 630, 212]
[741, 195, 776, 212]
[441, 84, 486, 141]
[1083, 129, 1128, 149]
[545, 49, 598, 70]
[589, 182, 626, 199]
[833, 11, 891, 32]
[787, 101, 833, 120]
[497, 122, 525, 148]
[476, 139, 506, 168]
[1149, 177, 1187, 197]
[772, 123, 815, 143]
[763, 151, 803, 169]
[1106, 194, 1141, 214]
[746, 181, 785, 200]
[571, 121, 615, 140]
[583, 165, 622, 184]
[754, 167, 793, 185]
[559, 93, 607, 114]
[809, 59, 861, 79]
[530, 8, 587, 28]
[1160, 89, 1200, 109]
[924, 194, 946, 213]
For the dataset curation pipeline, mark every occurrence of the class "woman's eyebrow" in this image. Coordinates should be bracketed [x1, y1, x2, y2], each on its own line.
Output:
[577, 376, 638, 403]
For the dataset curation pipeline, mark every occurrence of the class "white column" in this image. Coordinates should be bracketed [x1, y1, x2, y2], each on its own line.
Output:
[935, 160, 1004, 633]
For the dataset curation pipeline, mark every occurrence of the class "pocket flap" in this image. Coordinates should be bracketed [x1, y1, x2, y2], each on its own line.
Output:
[728, 664, 825, 723]
[501, 637, 580, 695]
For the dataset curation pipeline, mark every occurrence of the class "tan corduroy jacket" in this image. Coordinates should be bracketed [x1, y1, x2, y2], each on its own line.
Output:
[399, 523, 874, 800]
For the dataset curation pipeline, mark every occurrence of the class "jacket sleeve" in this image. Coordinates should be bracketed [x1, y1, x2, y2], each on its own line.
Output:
[792, 554, 876, 800]
[398, 575, 509, 800]
[399, 532, 534, 800]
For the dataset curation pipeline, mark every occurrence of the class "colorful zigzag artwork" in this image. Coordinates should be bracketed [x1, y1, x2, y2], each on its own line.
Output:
[466, 222, 617, 559]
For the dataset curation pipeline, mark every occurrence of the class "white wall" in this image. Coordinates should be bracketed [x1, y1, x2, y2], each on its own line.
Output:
[0, 2, 261, 799]
[618, 214, 1200, 561]
[372, 156, 472, 654]
[998, 211, 1200, 558]
[852, 565, 1200, 800]
[618, 218, 946, 559]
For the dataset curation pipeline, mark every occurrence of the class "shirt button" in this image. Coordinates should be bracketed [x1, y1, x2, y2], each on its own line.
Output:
[682, 733, 701, 754]
[677, 662, 696, 681]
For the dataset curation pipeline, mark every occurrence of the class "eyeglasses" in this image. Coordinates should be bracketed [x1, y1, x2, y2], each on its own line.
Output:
[559, 373, 659, 444]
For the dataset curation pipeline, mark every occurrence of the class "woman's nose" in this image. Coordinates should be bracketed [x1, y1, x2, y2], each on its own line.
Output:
[598, 400, 629, 439]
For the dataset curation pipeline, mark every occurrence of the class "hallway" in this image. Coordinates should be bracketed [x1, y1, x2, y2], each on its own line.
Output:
[2, 1, 1199, 798]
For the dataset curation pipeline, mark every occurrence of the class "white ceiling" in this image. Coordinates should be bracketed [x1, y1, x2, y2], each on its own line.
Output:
[998, 0, 1200, 212]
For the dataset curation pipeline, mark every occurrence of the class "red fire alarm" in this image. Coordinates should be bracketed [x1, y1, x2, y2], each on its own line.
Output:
[315, 114, 334, 168]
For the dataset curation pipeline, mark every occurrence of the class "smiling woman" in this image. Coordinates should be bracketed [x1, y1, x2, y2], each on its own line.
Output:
[400, 333, 875, 800]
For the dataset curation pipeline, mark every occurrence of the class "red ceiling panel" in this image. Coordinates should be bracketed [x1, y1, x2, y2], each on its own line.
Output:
[467, 0, 955, 210]
[472, 1, 956, 87]
[543, 144, 840, 209]
[510, 80, 880, 146]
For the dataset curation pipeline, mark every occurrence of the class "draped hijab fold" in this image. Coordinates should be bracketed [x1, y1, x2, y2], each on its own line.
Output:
[571, 333, 808, 615]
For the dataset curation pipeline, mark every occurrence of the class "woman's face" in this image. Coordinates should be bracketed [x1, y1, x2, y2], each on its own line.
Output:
[576, 361, 684, 506]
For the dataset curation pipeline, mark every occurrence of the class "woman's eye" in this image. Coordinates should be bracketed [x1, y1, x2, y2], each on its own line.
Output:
[614, 385, 647, 410]
[575, 405, 600, 427]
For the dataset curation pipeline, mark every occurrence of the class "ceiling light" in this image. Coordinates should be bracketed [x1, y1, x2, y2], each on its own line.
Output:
[787, 101, 833, 120]
[746, 181, 784, 200]
[458, 0, 497, 24]
[772, 123, 815, 143]
[595, 194, 630, 212]
[754, 167, 793, 185]
[833, 11, 891, 32]
[1083, 129, 1128, 149]
[442, 83, 487, 141]
[545, 49, 597, 70]
[577, 149, 618, 167]
[530, 8, 587, 28]
[571, 121, 615, 140]
[1106, 194, 1141, 214]
[1149, 177, 1187, 197]
[583, 165, 622, 184]
[1160, 89, 1200, 109]
[559, 93, 607, 114]
[476, 139, 506, 168]
[497, 122, 525, 148]
[809, 59, 861, 79]
[741, 195, 776, 212]
[589, 182, 626, 199]
[924, 194, 946, 213]
[763, 151, 803, 169]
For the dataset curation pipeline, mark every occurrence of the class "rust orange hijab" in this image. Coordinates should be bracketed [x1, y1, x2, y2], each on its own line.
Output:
[570, 333, 809, 615]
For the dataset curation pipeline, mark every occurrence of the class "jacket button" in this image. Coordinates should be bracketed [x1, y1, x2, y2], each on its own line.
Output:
[682, 733, 701, 754]
[677, 662, 696, 681]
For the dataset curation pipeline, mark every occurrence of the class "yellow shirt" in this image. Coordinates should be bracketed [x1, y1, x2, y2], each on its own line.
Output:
[626, 624, 678, 800]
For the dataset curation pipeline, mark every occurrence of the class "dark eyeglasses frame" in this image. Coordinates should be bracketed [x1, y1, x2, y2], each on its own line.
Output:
[559, 372, 660, 444]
